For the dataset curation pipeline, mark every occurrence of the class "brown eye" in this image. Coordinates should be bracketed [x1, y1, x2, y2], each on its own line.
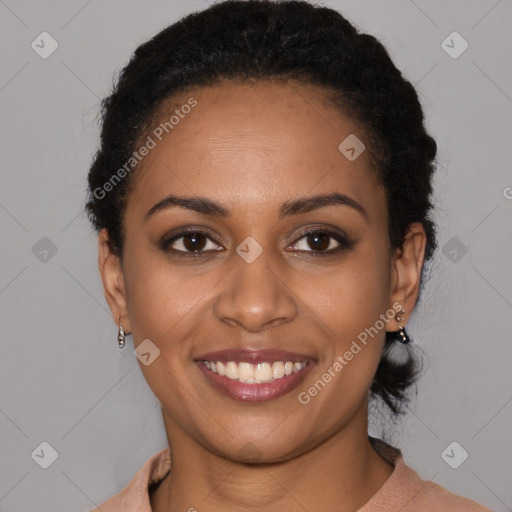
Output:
[161, 229, 223, 255]
[288, 229, 354, 255]
[182, 232, 207, 251]
[305, 232, 332, 251]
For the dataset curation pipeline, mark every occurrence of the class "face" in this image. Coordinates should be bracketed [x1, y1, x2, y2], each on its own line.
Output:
[99, 80, 425, 463]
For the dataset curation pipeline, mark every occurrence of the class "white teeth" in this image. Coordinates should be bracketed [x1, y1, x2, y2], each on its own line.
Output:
[204, 360, 307, 383]
[255, 362, 273, 382]
[217, 361, 226, 376]
[293, 362, 303, 373]
[238, 362, 255, 382]
[272, 361, 285, 379]
[225, 361, 238, 380]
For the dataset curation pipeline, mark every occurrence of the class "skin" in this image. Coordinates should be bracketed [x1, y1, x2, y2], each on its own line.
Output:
[98, 80, 426, 511]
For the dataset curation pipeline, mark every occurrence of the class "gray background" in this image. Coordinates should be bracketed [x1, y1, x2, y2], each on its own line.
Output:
[0, 0, 511, 511]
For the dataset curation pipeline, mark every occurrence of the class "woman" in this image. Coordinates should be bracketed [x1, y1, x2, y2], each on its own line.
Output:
[86, 1, 493, 510]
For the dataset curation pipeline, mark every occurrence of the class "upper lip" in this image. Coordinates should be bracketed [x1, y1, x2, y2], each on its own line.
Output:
[195, 348, 315, 364]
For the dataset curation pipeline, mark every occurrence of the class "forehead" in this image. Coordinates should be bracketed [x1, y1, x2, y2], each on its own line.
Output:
[126, 80, 384, 218]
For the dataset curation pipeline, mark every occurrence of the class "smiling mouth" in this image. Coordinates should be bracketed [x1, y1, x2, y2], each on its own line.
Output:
[195, 348, 315, 402]
[202, 360, 308, 383]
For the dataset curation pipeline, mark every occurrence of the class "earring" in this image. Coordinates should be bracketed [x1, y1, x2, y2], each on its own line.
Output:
[117, 316, 125, 349]
[394, 308, 410, 344]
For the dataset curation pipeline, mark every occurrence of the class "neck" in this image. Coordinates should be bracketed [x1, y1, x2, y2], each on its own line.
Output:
[150, 406, 394, 512]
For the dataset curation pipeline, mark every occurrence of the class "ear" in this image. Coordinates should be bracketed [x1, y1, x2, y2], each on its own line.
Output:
[387, 222, 427, 331]
[98, 229, 131, 333]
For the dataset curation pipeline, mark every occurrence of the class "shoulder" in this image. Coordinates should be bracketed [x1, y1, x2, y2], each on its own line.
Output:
[399, 457, 494, 511]
[365, 437, 494, 512]
[89, 446, 171, 512]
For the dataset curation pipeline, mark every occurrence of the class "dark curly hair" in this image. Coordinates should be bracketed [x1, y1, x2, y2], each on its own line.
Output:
[85, 0, 437, 419]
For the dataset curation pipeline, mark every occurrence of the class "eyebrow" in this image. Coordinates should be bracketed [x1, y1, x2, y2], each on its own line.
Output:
[145, 191, 368, 221]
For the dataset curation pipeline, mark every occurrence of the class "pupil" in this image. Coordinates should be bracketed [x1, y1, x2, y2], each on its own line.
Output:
[184, 233, 206, 251]
[308, 233, 329, 251]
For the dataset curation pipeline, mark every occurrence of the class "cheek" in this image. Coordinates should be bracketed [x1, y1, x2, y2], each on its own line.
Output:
[300, 243, 392, 341]
[122, 246, 200, 337]
[296, 239, 392, 394]
[121, 250, 208, 405]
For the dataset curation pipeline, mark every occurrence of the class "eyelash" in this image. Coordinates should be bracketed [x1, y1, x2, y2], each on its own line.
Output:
[159, 227, 354, 258]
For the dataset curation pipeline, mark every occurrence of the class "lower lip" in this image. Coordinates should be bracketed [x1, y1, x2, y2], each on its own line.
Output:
[196, 362, 314, 403]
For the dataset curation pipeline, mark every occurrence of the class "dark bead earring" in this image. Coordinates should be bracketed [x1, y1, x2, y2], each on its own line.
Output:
[394, 309, 410, 344]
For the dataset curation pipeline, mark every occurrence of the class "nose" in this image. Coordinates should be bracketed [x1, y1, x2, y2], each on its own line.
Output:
[213, 248, 298, 333]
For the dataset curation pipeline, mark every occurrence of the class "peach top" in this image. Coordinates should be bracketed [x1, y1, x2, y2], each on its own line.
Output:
[91, 437, 493, 511]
